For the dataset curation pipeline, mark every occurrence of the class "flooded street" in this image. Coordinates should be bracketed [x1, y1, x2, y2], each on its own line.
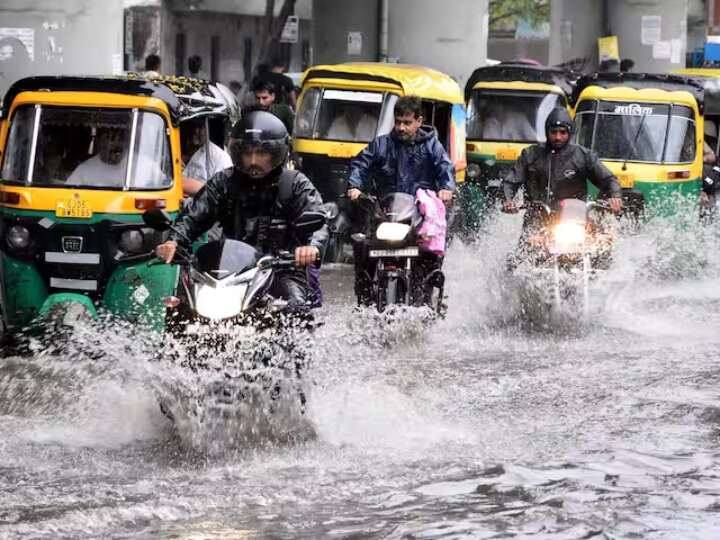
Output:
[2, 210, 720, 539]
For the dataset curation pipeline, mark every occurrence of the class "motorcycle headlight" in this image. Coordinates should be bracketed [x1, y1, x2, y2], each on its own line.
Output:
[376, 222, 411, 242]
[119, 230, 144, 254]
[7, 225, 30, 249]
[551, 222, 586, 253]
[467, 163, 481, 179]
[195, 283, 247, 321]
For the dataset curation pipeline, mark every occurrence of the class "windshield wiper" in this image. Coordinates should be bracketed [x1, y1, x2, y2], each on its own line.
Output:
[621, 113, 648, 171]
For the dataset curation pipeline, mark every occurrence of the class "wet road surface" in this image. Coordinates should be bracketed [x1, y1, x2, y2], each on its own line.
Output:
[1, 209, 720, 538]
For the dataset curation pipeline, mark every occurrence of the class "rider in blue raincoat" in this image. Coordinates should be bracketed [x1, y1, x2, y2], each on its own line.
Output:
[346, 95, 455, 304]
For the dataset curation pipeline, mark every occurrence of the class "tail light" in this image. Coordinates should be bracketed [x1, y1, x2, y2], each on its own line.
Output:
[667, 170, 690, 180]
[134, 198, 167, 210]
[1, 192, 20, 205]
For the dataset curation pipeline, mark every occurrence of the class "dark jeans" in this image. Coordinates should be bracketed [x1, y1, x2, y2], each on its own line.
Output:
[271, 268, 311, 311]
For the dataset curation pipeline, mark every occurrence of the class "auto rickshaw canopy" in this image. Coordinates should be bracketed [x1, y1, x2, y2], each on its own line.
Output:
[300, 63, 463, 105]
[464, 63, 578, 103]
[0, 75, 236, 125]
[572, 72, 706, 112]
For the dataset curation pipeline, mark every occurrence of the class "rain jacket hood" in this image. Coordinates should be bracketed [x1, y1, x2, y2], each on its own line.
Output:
[544, 107, 574, 143]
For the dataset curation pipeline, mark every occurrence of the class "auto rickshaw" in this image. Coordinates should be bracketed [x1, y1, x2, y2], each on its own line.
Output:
[292, 62, 466, 261]
[0, 75, 233, 339]
[572, 73, 704, 216]
[462, 63, 577, 229]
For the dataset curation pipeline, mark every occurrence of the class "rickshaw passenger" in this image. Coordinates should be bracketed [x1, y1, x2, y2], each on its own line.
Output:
[326, 103, 377, 142]
[67, 127, 167, 187]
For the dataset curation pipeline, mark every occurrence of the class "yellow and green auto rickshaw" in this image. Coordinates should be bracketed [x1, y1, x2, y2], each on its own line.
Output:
[572, 72, 704, 215]
[292, 62, 466, 261]
[0, 75, 233, 338]
[462, 62, 577, 227]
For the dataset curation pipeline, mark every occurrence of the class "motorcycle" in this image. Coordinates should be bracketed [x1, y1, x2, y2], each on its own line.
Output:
[142, 208, 326, 422]
[352, 192, 445, 313]
[510, 198, 615, 317]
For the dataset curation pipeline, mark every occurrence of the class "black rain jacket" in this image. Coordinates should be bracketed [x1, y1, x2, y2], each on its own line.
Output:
[170, 167, 328, 254]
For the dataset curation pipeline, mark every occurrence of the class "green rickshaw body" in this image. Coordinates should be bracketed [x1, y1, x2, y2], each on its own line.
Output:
[572, 73, 705, 217]
[0, 76, 230, 336]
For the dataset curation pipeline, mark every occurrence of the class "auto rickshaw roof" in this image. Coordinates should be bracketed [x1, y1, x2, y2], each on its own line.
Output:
[0, 75, 234, 124]
[301, 63, 463, 104]
[673, 69, 720, 116]
[572, 72, 706, 111]
[464, 63, 578, 102]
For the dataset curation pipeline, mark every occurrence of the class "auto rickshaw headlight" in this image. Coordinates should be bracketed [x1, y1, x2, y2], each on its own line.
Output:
[119, 230, 144, 254]
[7, 225, 30, 250]
[467, 163, 481, 179]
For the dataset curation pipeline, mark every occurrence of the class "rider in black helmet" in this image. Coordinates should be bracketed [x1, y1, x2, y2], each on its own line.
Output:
[501, 107, 623, 259]
[503, 107, 622, 210]
[156, 110, 327, 309]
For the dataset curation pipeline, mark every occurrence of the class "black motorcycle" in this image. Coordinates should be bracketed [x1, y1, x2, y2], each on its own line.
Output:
[352, 192, 445, 313]
[142, 208, 325, 421]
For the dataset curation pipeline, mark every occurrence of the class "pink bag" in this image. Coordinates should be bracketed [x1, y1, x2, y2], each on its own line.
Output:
[415, 188, 447, 256]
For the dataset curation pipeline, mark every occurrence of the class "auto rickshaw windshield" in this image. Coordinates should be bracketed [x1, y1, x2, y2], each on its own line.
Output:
[467, 89, 562, 142]
[295, 87, 392, 143]
[1, 105, 173, 189]
[575, 101, 696, 164]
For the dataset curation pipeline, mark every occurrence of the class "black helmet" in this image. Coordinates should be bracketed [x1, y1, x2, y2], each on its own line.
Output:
[545, 107, 574, 138]
[228, 110, 289, 177]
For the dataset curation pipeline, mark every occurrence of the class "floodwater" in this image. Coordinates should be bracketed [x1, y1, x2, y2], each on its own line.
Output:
[1, 205, 720, 539]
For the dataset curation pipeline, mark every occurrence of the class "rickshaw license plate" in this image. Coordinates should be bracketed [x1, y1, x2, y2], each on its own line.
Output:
[496, 149, 518, 161]
[369, 247, 419, 258]
[617, 174, 635, 188]
[56, 198, 92, 219]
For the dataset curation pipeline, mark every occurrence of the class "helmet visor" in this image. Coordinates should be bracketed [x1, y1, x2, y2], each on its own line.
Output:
[228, 137, 288, 176]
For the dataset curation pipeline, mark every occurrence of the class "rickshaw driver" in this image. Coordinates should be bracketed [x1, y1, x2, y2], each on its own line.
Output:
[502, 108, 622, 256]
[346, 95, 455, 304]
[155, 111, 328, 311]
[67, 126, 168, 187]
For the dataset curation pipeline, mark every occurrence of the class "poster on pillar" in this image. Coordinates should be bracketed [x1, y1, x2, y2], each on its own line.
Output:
[641, 15, 662, 46]
[348, 32, 362, 56]
[598, 36, 619, 63]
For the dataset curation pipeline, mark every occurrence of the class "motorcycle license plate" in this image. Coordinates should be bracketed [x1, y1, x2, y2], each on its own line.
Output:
[56, 198, 92, 219]
[369, 247, 419, 258]
[487, 178, 503, 187]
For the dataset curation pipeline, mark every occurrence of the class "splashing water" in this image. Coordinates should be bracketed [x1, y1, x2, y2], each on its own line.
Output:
[1, 197, 720, 537]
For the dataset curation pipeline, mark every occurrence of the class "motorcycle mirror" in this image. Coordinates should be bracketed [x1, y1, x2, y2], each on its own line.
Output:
[293, 211, 326, 237]
[142, 208, 173, 230]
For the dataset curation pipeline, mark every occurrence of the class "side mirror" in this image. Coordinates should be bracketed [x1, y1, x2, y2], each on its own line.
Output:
[142, 208, 173, 230]
[293, 210, 326, 237]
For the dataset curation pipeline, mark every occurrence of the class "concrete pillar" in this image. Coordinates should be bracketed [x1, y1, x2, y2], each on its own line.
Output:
[550, 0, 688, 72]
[311, 0, 379, 65]
[387, 0, 488, 84]
[607, 0, 688, 72]
[549, 0, 604, 70]
[311, 0, 488, 85]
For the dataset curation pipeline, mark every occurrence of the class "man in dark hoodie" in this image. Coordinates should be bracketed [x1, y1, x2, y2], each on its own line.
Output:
[346, 95, 455, 304]
[502, 108, 622, 250]
[155, 110, 327, 310]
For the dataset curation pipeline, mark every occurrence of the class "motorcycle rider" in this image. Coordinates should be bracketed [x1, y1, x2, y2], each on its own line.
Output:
[502, 107, 622, 257]
[346, 95, 455, 305]
[155, 110, 327, 311]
